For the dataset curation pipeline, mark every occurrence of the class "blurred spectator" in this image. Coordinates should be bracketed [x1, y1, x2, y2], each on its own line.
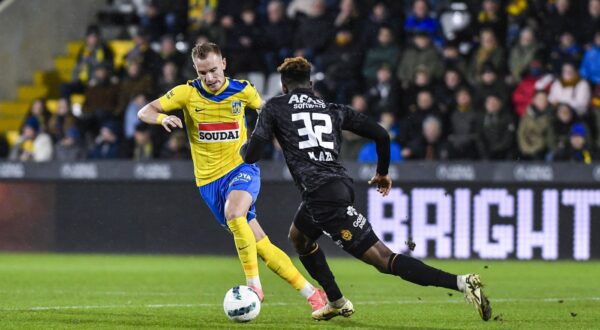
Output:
[477, 0, 507, 44]
[517, 91, 553, 160]
[89, 122, 121, 159]
[340, 95, 369, 160]
[60, 25, 113, 98]
[362, 26, 400, 83]
[441, 41, 468, 77]
[125, 29, 163, 76]
[477, 95, 516, 159]
[155, 61, 181, 95]
[579, 30, 600, 85]
[293, 0, 334, 60]
[589, 85, 600, 148]
[124, 94, 148, 140]
[23, 99, 50, 134]
[404, 0, 441, 45]
[402, 67, 434, 114]
[48, 98, 78, 141]
[138, 1, 167, 41]
[319, 29, 362, 103]
[474, 64, 509, 110]
[579, 0, 600, 46]
[0, 134, 8, 159]
[123, 123, 154, 160]
[541, 0, 577, 47]
[159, 35, 186, 70]
[334, 0, 362, 35]
[403, 115, 450, 160]
[468, 28, 505, 84]
[366, 64, 399, 118]
[553, 123, 595, 163]
[435, 68, 465, 114]
[358, 112, 403, 163]
[447, 87, 481, 159]
[397, 31, 443, 88]
[400, 89, 438, 145]
[81, 64, 119, 137]
[549, 31, 582, 75]
[508, 27, 539, 82]
[261, 0, 295, 73]
[226, 7, 265, 77]
[512, 59, 554, 117]
[160, 130, 191, 159]
[550, 103, 580, 152]
[117, 62, 154, 117]
[9, 117, 53, 162]
[191, 8, 226, 46]
[548, 62, 592, 117]
[360, 2, 401, 49]
[54, 127, 85, 161]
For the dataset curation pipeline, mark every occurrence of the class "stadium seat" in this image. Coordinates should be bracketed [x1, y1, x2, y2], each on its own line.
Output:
[109, 40, 135, 69]
[46, 99, 59, 114]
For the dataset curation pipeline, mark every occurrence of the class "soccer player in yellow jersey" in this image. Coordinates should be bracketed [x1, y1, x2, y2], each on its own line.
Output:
[137, 42, 327, 313]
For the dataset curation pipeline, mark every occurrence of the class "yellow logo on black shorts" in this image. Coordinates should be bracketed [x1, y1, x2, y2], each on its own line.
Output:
[340, 229, 352, 241]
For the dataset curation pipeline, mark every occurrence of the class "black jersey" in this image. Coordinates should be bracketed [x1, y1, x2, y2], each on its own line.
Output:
[252, 88, 374, 192]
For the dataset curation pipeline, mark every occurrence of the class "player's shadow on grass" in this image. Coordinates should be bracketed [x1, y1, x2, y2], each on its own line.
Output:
[337, 319, 447, 330]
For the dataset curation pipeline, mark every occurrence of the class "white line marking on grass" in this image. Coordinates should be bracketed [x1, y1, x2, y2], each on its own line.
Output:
[1, 297, 599, 312]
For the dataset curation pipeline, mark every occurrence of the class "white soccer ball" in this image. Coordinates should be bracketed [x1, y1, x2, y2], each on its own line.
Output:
[223, 285, 261, 322]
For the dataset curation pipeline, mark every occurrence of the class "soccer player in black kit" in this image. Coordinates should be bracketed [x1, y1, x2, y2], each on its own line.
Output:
[242, 57, 492, 321]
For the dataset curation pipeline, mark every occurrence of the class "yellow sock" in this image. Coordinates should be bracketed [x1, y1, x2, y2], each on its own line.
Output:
[227, 217, 259, 280]
[256, 236, 309, 292]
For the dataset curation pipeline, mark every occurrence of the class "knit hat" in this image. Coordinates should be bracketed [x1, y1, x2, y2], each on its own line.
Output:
[570, 123, 587, 137]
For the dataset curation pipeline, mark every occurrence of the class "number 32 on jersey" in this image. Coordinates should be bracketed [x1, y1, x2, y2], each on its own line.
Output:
[292, 112, 334, 161]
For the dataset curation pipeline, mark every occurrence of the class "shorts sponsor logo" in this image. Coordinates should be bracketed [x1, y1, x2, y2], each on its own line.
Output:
[340, 229, 353, 241]
[230, 173, 252, 185]
[353, 214, 366, 229]
[346, 206, 358, 216]
[198, 122, 240, 143]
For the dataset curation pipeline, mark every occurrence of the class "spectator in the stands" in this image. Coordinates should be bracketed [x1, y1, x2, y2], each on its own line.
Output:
[508, 27, 539, 82]
[81, 64, 119, 137]
[447, 87, 481, 159]
[261, 0, 295, 73]
[160, 130, 191, 159]
[477, 94, 516, 159]
[589, 85, 600, 148]
[319, 29, 362, 103]
[358, 112, 403, 163]
[191, 7, 226, 46]
[549, 31, 582, 76]
[473, 63, 509, 110]
[124, 94, 148, 140]
[404, 0, 441, 46]
[366, 64, 400, 118]
[48, 98, 78, 141]
[550, 103, 580, 152]
[579, 30, 600, 85]
[477, 0, 506, 44]
[60, 25, 113, 98]
[54, 127, 85, 161]
[512, 59, 554, 117]
[0, 134, 8, 159]
[89, 121, 120, 159]
[541, 0, 577, 46]
[225, 7, 265, 77]
[9, 117, 53, 162]
[362, 26, 400, 84]
[548, 62, 592, 117]
[23, 99, 50, 134]
[138, 1, 167, 41]
[403, 115, 450, 160]
[360, 2, 401, 49]
[441, 41, 467, 77]
[397, 30, 443, 88]
[517, 90, 554, 160]
[436, 68, 466, 117]
[155, 61, 180, 95]
[117, 61, 154, 117]
[158, 35, 186, 70]
[333, 0, 362, 36]
[339, 94, 369, 160]
[123, 123, 154, 161]
[293, 0, 334, 61]
[400, 89, 439, 145]
[553, 123, 595, 163]
[580, 0, 600, 47]
[468, 28, 505, 84]
[125, 29, 163, 76]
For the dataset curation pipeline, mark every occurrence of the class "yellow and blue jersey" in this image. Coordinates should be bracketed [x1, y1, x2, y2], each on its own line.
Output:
[158, 77, 262, 186]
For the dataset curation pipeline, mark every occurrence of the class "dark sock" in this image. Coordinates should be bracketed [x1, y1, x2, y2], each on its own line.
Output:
[388, 253, 459, 291]
[298, 244, 343, 301]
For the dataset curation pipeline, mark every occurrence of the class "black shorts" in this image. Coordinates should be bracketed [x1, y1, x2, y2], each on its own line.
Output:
[293, 179, 379, 258]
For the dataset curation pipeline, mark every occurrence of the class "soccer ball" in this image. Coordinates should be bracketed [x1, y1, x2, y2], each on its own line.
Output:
[223, 285, 261, 322]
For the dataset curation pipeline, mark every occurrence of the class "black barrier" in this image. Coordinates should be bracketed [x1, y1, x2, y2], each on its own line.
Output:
[1, 161, 599, 259]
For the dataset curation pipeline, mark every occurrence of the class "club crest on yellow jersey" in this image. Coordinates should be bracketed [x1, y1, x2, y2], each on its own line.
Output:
[232, 100, 243, 115]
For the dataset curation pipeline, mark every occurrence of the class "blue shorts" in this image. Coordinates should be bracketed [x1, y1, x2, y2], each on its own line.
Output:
[199, 163, 260, 228]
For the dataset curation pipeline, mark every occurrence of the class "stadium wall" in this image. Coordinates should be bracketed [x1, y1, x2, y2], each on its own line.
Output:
[0, 0, 103, 99]
[1, 161, 599, 260]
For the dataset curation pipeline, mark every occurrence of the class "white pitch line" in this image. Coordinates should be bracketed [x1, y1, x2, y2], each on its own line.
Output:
[1, 297, 599, 312]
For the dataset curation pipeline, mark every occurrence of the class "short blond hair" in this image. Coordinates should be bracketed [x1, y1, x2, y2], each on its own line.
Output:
[191, 42, 221, 59]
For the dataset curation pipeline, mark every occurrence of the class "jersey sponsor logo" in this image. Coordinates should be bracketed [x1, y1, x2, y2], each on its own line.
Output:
[340, 229, 353, 241]
[231, 100, 243, 115]
[288, 93, 326, 109]
[198, 122, 240, 143]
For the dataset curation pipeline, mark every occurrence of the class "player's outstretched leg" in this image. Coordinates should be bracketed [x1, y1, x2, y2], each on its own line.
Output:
[225, 191, 262, 301]
[289, 222, 354, 321]
[360, 241, 492, 321]
[249, 219, 327, 311]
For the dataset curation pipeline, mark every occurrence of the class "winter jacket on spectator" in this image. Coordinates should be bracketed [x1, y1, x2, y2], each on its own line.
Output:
[358, 141, 403, 163]
[116, 64, 154, 116]
[512, 67, 554, 117]
[579, 43, 600, 85]
[54, 128, 85, 161]
[549, 33, 582, 75]
[447, 106, 481, 159]
[72, 42, 114, 85]
[89, 122, 120, 159]
[397, 36, 443, 87]
[508, 29, 539, 81]
[540, 2, 577, 46]
[548, 75, 591, 117]
[517, 104, 553, 159]
[403, 115, 450, 160]
[360, 3, 401, 49]
[549, 104, 581, 152]
[82, 73, 119, 117]
[9, 118, 53, 162]
[261, 1, 295, 72]
[579, 0, 600, 45]
[362, 27, 400, 83]
[293, 9, 334, 56]
[553, 123, 594, 163]
[474, 68, 509, 111]
[477, 100, 516, 160]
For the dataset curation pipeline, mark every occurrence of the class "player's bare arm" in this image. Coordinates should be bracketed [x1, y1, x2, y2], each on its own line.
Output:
[137, 100, 183, 132]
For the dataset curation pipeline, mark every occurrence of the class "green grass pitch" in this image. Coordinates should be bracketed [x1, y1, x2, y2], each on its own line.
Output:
[0, 254, 599, 329]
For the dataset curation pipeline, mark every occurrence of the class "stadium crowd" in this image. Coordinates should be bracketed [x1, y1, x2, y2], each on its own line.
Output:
[2, 0, 600, 163]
